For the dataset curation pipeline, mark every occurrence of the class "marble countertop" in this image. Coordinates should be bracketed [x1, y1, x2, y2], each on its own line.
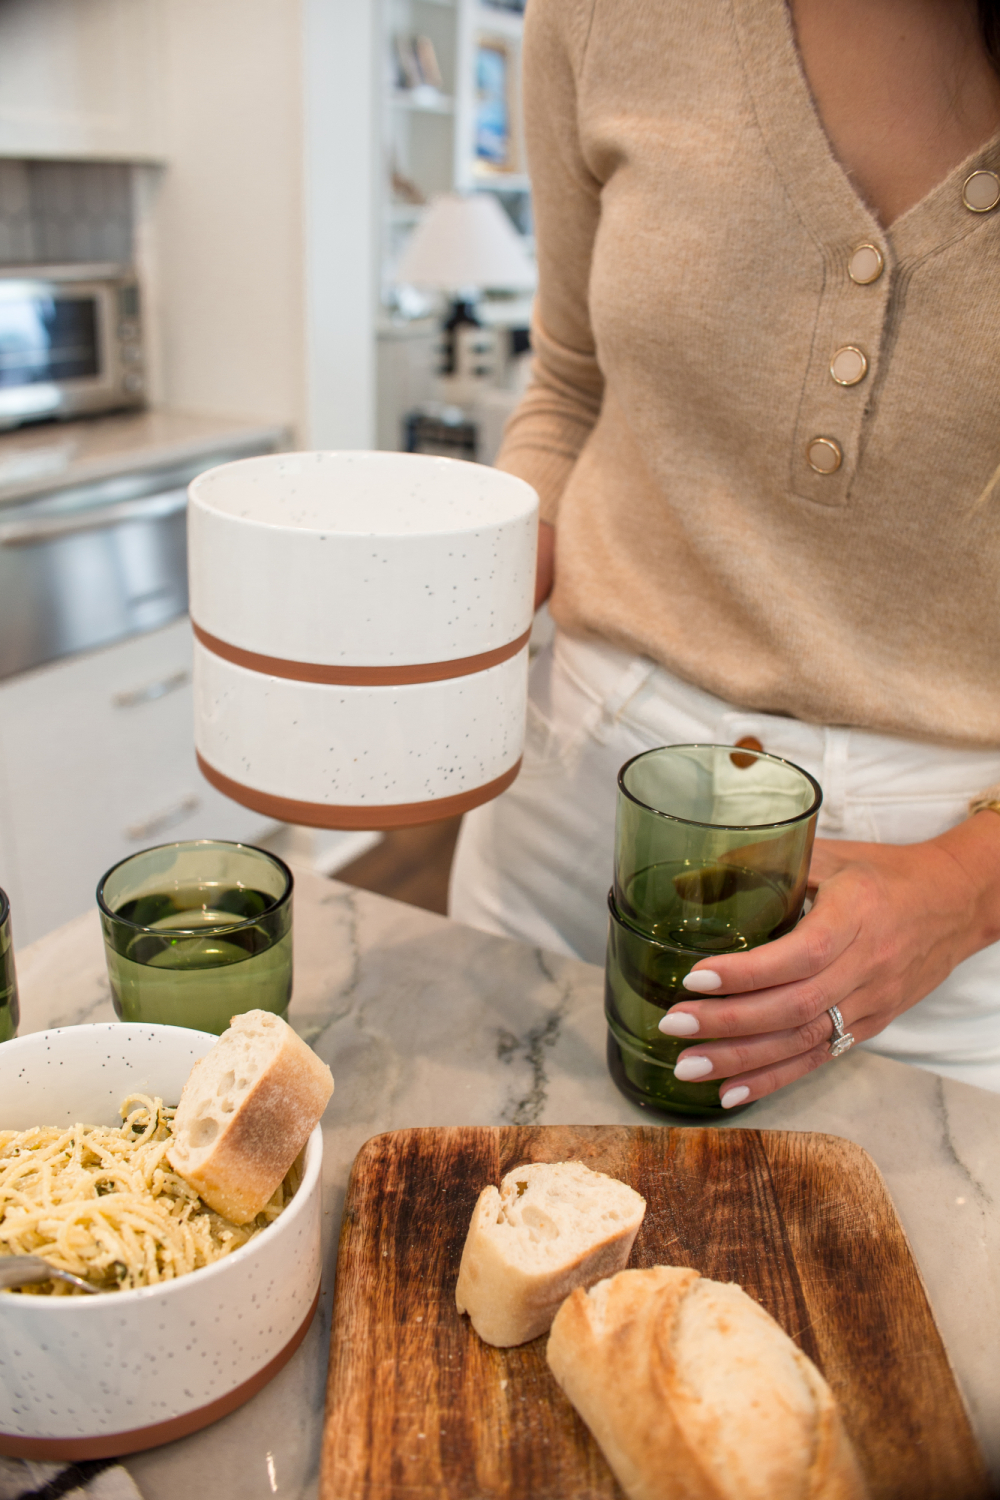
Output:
[14, 869, 1000, 1498]
[0, 408, 292, 507]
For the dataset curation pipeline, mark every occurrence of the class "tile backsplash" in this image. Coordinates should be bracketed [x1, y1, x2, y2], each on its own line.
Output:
[0, 159, 133, 266]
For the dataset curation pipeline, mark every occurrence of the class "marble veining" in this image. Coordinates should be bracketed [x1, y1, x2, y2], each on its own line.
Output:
[12, 869, 1000, 1497]
[933, 1074, 995, 1210]
[497, 947, 575, 1127]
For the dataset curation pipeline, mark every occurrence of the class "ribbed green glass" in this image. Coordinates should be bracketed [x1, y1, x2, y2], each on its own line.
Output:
[98, 841, 293, 1034]
[0, 888, 19, 1044]
[606, 744, 822, 1115]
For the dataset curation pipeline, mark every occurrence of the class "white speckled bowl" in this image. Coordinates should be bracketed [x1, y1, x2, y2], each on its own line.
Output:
[188, 450, 538, 828]
[0, 1024, 322, 1461]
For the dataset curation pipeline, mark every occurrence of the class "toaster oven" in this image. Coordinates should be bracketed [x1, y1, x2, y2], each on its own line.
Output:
[0, 263, 145, 431]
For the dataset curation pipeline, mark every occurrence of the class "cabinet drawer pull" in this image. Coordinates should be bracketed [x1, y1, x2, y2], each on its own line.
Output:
[126, 795, 200, 842]
[113, 669, 190, 709]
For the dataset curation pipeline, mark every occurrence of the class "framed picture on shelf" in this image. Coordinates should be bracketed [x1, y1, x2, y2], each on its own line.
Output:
[475, 36, 517, 174]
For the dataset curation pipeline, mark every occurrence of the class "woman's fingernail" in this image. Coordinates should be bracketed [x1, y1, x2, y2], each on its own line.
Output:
[683, 969, 722, 993]
[674, 1055, 713, 1081]
[721, 1085, 751, 1109]
[658, 1010, 700, 1037]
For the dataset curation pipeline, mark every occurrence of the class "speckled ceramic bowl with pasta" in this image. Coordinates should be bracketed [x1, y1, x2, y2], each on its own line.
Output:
[188, 450, 538, 829]
[0, 1022, 323, 1460]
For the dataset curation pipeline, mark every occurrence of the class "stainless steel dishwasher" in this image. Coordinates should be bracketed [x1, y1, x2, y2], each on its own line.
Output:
[0, 446, 270, 681]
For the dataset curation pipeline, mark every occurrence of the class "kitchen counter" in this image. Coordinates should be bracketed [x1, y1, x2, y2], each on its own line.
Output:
[0, 409, 292, 508]
[15, 869, 1000, 1498]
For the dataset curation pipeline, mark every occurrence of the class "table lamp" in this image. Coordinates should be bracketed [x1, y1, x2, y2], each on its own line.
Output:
[393, 192, 536, 389]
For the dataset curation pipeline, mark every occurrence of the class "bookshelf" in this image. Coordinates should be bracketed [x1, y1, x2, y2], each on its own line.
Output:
[377, 0, 531, 453]
[379, 0, 530, 304]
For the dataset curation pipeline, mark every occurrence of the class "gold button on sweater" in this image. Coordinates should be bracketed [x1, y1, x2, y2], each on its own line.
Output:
[497, 0, 1000, 748]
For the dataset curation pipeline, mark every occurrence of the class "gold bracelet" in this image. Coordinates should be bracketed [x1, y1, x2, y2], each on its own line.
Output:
[969, 796, 1000, 817]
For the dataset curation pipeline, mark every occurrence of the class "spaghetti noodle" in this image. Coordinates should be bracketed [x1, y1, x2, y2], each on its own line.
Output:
[0, 1094, 298, 1295]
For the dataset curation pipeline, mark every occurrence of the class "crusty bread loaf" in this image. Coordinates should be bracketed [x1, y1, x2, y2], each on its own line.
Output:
[166, 1010, 333, 1223]
[455, 1160, 646, 1347]
[546, 1266, 868, 1500]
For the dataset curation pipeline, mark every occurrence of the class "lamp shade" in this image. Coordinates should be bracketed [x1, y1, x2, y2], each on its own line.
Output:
[393, 191, 536, 291]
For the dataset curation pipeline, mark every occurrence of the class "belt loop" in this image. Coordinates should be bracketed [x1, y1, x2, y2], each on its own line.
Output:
[591, 657, 659, 744]
[821, 728, 850, 835]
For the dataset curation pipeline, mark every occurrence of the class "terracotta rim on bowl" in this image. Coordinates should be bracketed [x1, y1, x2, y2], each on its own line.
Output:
[0, 1286, 319, 1461]
[196, 752, 523, 829]
[192, 620, 533, 686]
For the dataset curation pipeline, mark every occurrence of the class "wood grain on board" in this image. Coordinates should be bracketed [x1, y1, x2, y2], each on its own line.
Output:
[320, 1125, 988, 1500]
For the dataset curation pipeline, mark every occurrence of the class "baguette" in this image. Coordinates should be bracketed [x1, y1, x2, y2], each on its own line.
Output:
[546, 1266, 868, 1500]
[166, 1009, 333, 1223]
[455, 1160, 646, 1347]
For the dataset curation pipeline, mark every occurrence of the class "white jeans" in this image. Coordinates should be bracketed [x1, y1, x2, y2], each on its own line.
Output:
[449, 631, 1000, 1091]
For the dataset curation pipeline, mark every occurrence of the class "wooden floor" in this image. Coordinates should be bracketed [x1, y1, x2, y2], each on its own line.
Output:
[333, 816, 463, 915]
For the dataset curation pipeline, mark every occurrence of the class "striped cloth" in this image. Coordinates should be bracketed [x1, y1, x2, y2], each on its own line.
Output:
[0, 1459, 143, 1500]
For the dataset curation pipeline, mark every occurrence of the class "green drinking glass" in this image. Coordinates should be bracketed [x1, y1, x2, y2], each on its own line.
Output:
[606, 744, 822, 1116]
[0, 887, 20, 1044]
[98, 840, 293, 1034]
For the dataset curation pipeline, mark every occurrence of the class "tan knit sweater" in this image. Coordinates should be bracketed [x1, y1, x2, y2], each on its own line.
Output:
[496, 0, 1000, 748]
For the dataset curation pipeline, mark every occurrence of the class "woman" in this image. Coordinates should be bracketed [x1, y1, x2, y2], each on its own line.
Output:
[449, 0, 1000, 1105]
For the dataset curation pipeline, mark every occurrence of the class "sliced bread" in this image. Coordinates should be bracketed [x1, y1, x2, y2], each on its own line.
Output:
[166, 1009, 333, 1223]
[454, 1160, 646, 1347]
[546, 1266, 868, 1500]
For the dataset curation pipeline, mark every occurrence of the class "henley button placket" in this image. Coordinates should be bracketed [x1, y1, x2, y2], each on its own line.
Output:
[731, 0, 1000, 510]
[793, 237, 890, 505]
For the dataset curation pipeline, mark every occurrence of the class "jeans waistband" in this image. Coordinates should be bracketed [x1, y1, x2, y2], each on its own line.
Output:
[552, 630, 1000, 805]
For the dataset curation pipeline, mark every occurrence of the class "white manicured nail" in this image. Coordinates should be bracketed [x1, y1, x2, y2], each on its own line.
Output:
[658, 1010, 700, 1037]
[683, 969, 722, 993]
[674, 1055, 713, 1081]
[721, 1085, 751, 1109]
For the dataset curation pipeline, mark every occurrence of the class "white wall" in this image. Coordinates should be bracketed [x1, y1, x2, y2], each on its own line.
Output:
[147, 0, 308, 435]
[302, 0, 378, 450]
[143, 0, 379, 447]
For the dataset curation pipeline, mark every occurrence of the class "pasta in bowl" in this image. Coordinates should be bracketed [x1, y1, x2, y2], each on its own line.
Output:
[0, 1093, 301, 1293]
[0, 1022, 323, 1460]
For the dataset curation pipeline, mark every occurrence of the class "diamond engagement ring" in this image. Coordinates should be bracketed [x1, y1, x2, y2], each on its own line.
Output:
[827, 1005, 855, 1058]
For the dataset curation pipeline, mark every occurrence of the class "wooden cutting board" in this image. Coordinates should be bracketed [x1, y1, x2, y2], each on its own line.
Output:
[320, 1125, 988, 1500]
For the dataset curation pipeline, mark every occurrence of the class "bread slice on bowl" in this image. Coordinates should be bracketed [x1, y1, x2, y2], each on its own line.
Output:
[546, 1265, 869, 1500]
[167, 1009, 333, 1224]
[455, 1160, 646, 1347]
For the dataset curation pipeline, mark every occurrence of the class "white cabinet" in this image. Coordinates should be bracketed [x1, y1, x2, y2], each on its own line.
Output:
[0, 0, 164, 161]
[0, 618, 274, 945]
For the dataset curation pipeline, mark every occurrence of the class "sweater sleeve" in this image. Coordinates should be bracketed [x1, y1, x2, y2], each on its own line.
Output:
[494, 0, 604, 525]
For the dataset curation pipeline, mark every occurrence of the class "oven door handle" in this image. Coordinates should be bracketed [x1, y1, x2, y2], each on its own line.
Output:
[0, 488, 188, 547]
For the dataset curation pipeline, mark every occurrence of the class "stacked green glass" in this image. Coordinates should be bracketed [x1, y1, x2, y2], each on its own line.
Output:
[606, 745, 822, 1115]
[98, 841, 293, 1034]
[0, 887, 19, 1044]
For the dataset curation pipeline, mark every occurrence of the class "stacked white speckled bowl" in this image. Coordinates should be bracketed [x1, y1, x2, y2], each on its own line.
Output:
[188, 451, 538, 828]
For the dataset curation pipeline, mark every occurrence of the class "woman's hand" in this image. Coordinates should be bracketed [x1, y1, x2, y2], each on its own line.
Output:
[659, 813, 1000, 1108]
